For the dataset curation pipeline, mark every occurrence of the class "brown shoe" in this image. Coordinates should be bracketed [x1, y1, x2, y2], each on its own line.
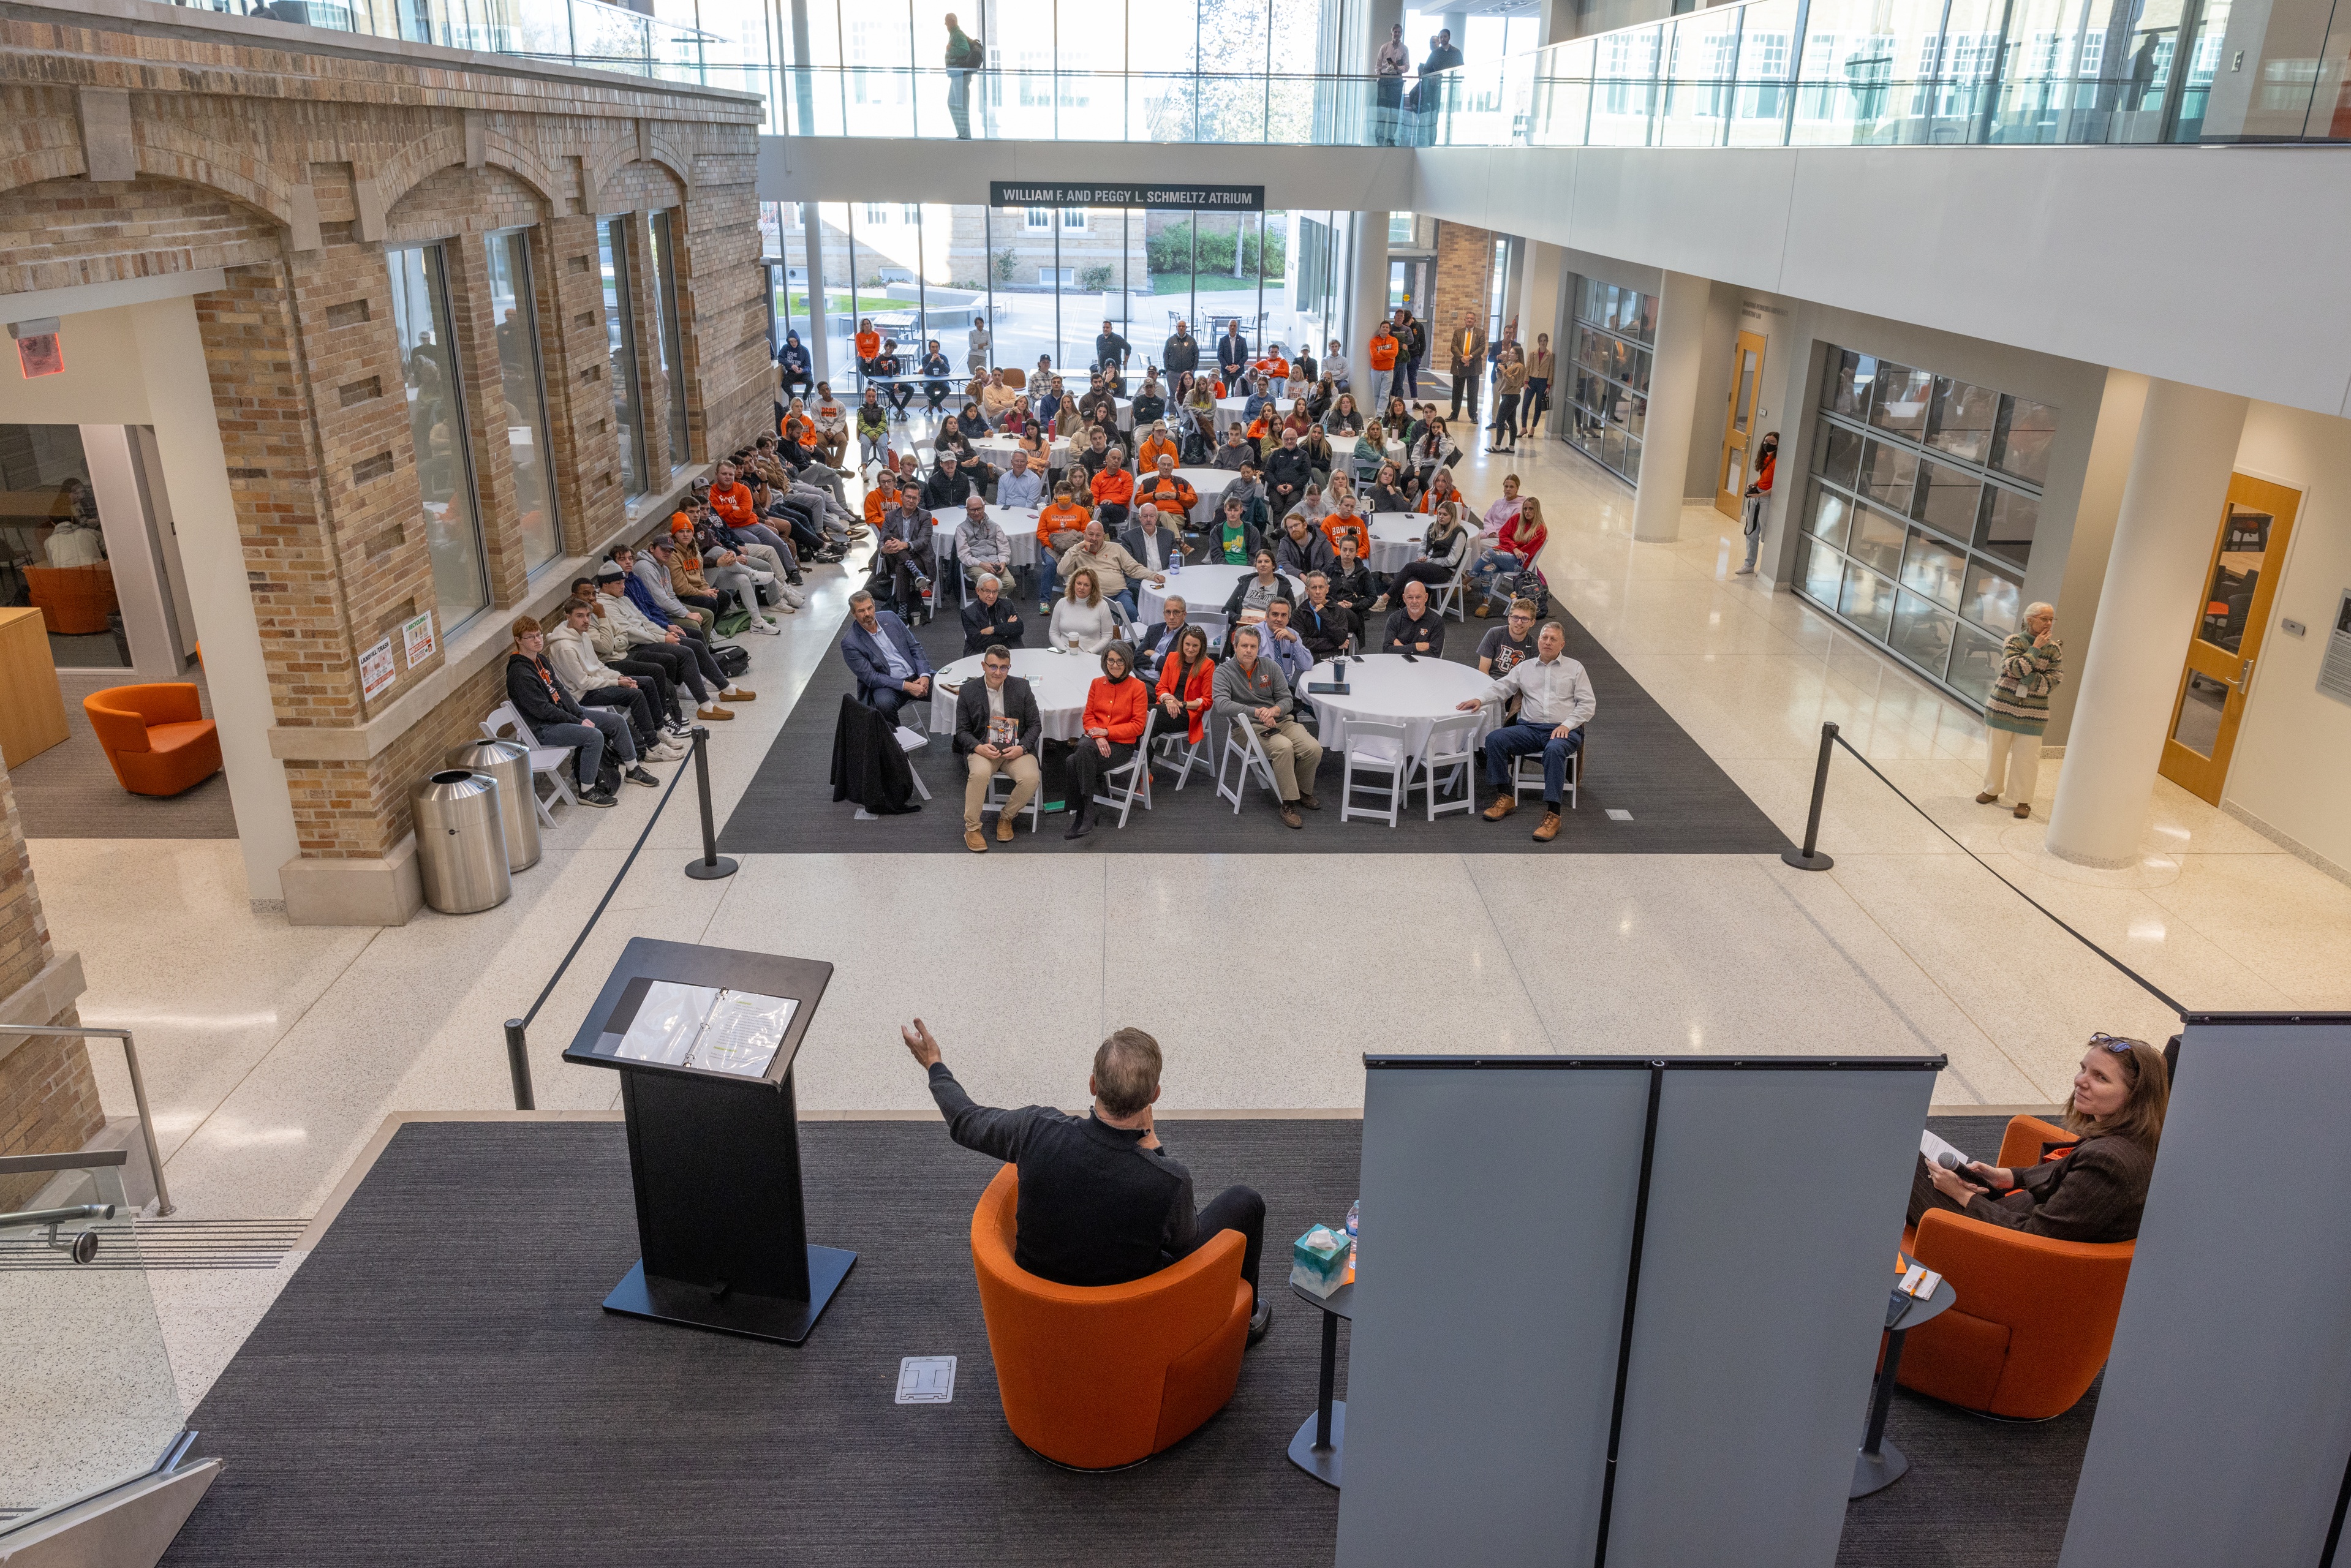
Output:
[697, 704, 736, 722]
[1974, 791, 1999, 804]
[1532, 811, 1561, 842]
[1474, 602, 1494, 617]
[1296, 792, 1322, 811]
[1280, 803, 1304, 829]
[2014, 802, 2032, 819]
[964, 828, 988, 853]
[996, 816, 1016, 842]
[1482, 794, 1517, 821]
[723, 687, 757, 702]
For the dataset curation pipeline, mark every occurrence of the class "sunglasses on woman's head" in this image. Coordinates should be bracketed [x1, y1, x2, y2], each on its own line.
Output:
[2088, 1033, 2136, 1054]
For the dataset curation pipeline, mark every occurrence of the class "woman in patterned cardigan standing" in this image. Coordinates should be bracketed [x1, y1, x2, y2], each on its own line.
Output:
[1979, 601, 2062, 820]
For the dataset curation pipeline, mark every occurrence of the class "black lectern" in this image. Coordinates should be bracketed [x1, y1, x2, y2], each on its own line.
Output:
[564, 937, 853, 1344]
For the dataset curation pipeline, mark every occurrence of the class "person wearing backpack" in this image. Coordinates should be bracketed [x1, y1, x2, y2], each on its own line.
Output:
[944, 13, 986, 140]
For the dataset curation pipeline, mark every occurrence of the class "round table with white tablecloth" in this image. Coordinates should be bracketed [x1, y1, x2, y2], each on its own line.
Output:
[929, 505, 1040, 575]
[1297, 653, 1500, 761]
[973, 434, 1072, 472]
[1138, 565, 1305, 627]
[1364, 511, 1428, 576]
[1174, 467, 1236, 525]
[927, 646, 1103, 743]
[1213, 396, 1294, 433]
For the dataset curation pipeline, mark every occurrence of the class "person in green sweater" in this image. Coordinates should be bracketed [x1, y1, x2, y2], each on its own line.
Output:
[1979, 601, 2061, 820]
[1215, 496, 1251, 564]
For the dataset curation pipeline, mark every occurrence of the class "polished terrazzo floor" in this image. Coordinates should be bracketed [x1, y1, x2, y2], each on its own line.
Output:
[25, 421, 2351, 1411]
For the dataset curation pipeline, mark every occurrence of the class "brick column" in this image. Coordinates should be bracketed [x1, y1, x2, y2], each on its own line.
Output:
[0, 766, 97, 1210]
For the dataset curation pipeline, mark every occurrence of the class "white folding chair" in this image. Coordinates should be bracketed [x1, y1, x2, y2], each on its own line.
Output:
[1092, 710, 1158, 829]
[981, 760, 1042, 831]
[1214, 717, 1280, 815]
[1152, 721, 1212, 790]
[1413, 711, 1484, 821]
[894, 724, 934, 801]
[1188, 608, 1230, 654]
[481, 701, 575, 826]
[1506, 730, 1583, 810]
[1338, 720, 1409, 827]
[1430, 553, 1471, 622]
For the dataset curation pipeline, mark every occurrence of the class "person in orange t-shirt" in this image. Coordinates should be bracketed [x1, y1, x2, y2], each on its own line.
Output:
[1089, 452, 1136, 529]
[1035, 483, 1093, 606]
[855, 319, 881, 372]
[1320, 504, 1370, 564]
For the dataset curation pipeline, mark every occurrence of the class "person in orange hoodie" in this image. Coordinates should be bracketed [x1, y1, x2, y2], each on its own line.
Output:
[1063, 641, 1148, 839]
[1035, 483, 1092, 608]
[1089, 448, 1136, 530]
[1365, 320, 1400, 411]
[1133, 455, 1198, 526]
[1320, 497, 1370, 564]
[1135, 421, 1182, 472]
[854, 318, 881, 374]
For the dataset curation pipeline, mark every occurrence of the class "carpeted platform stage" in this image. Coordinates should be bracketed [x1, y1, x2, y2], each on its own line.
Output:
[167, 1117, 2088, 1567]
[718, 600, 1789, 856]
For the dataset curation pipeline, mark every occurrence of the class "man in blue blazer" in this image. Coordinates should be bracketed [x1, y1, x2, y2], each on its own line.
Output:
[842, 589, 933, 723]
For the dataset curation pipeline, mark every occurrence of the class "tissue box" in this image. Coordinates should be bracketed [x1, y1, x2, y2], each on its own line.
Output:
[1289, 1224, 1353, 1298]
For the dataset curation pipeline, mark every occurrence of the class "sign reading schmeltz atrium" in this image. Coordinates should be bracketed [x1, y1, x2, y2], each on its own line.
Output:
[987, 182, 1264, 212]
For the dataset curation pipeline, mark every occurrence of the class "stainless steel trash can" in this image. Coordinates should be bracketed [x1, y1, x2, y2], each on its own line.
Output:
[412, 770, 512, 914]
[446, 738, 541, 870]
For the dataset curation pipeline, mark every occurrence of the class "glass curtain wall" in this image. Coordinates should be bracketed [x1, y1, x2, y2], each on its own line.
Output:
[1560, 276, 1656, 485]
[387, 244, 489, 630]
[597, 217, 651, 497]
[483, 230, 561, 572]
[651, 210, 692, 469]
[1797, 344, 2055, 708]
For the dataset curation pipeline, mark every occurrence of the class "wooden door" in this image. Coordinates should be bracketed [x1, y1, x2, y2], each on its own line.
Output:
[1713, 331, 1766, 518]
[2158, 472, 2300, 804]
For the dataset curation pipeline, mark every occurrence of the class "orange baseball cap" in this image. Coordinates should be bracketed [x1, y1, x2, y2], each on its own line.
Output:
[669, 513, 694, 533]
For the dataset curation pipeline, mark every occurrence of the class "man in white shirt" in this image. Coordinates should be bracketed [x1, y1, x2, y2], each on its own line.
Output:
[1120, 501, 1181, 575]
[995, 447, 1045, 511]
[1256, 596, 1315, 685]
[954, 494, 1012, 587]
[810, 383, 850, 467]
[1323, 339, 1351, 392]
[1456, 620, 1595, 842]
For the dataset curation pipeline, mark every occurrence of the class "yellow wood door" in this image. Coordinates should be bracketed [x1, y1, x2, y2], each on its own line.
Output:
[1713, 331, 1766, 518]
[2158, 472, 2300, 804]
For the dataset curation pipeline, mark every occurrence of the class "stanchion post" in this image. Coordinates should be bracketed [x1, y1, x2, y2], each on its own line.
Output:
[683, 725, 740, 881]
[504, 1018, 535, 1110]
[1781, 720, 1838, 871]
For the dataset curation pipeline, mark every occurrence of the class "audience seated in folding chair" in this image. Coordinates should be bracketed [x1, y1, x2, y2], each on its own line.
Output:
[856, 389, 891, 469]
[1133, 459, 1198, 533]
[1327, 537, 1379, 622]
[1222, 548, 1297, 622]
[1033, 482, 1093, 606]
[505, 614, 651, 807]
[871, 487, 937, 624]
[1382, 578, 1447, 657]
[546, 597, 686, 764]
[1378, 501, 1471, 612]
[1119, 501, 1183, 578]
[1469, 496, 1549, 618]
[994, 448, 1046, 512]
[1049, 567, 1120, 655]
[954, 494, 1013, 589]
[1063, 642, 1149, 840]
[1295, 573, 1357, 662]
[1212, 622, 1323, 829]
[1089, 448, 1137, 532]
[1153, 622, 1217, 760]
[842, 590, 933, 725]
[1058, 519, 1160, 623]
[1255, 597, 1316, 687]
[570, 576, 689, 736]
[1275, 511, 1336, 580]
[593, 560, 740, 722]
[954, 643, 1042, 853]
[1457, 619, 1594, 844]
[1367, 458, 1419, 515]
[1133, 594, 1195, 685]
[961, 573, 1027, 655]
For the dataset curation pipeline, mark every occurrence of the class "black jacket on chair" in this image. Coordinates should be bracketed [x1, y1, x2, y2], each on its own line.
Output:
[952, 674, 1043, 758]
[830, 693, 919, 814]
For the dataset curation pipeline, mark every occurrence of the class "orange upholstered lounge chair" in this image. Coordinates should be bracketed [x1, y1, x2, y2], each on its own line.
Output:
[969, 1165, 1251, 1469]
[26, 563, 118, 635]
[1895, 1115, 2135, 1420]
[84, 684, 223, 797]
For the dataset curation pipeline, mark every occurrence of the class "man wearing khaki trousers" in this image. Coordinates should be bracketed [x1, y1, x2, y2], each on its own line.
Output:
[953, 645, 1043, 851]
[1211, 624, 1324, 830]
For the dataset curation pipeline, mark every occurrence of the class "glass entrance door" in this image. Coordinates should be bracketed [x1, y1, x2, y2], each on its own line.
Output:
[2159, 472, 2298, 804]
[1713, 330, 1765, 517]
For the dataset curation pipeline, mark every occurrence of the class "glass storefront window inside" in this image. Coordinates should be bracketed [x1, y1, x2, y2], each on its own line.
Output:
[0, 424, 124, 667]
[651, 210, 692, 471]
[1560, 276, 1654, 486]
[387, 244, 488, 630]
[1800, 344, 2055, 710]
[598, 217, 650, 498]
[484, 230, 560, 572]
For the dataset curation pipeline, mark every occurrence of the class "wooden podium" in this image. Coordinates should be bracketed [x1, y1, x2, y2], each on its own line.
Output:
[564, 937, 853, 1344]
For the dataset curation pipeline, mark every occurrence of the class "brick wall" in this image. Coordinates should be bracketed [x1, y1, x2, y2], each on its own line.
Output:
[0, 762, 99, 1211]
[0, 11, 766, 862]
[1430, 220, 1496, 371]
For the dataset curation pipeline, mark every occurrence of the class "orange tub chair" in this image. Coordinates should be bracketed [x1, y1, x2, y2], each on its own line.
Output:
[26, 564, 118, 635]
[84, 684, 223, 797]
[970, 1165, 1251, 1470]
[1896, 1115, 2135, 1420]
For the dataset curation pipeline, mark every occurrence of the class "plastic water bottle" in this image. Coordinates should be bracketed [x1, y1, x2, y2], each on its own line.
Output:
[1345, 1199, 1360, 1273]
[1169, 551, 1182, 576]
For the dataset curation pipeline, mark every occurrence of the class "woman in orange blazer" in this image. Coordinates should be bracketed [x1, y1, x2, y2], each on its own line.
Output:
[1153, 624, 1216, 747]
[1065, 642, 1148, 839]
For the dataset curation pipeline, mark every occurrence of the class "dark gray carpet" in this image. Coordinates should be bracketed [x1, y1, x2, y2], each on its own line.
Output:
[166, 1115, 2081, 1567]
[12, 669, 236, 840]
[718, 597, 1788, 856]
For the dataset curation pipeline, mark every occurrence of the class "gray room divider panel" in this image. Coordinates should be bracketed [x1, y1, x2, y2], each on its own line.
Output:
[2058, 1015, 2351, 1568]
[1605, 1066, 1934, 1568]
[1335, 1065, 1653, 1568]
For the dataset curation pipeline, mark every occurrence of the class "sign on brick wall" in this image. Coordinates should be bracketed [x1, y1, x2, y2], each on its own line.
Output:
[361, 636, 397, 701]
[987, 183, 1263, 211]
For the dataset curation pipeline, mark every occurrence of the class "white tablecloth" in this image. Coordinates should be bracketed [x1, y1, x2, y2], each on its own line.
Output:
[1175, 467, 1236, 524]
[930, 505, 1040, 572]
[1365, 511, 1429, 575]
[973, 434, 1072, 471]
[1213, 396, 1294, 432]
[927, 647, 1101, 743]
[1138, 565, 1305, 626]
[1299, 654, 1499, 760]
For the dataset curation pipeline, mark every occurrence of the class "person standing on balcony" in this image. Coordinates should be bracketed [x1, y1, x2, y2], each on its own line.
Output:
[1217, 320, 1249, 393]
[945, 13, 986, 141]
[1373, 22, 1410, 146]
[1449, 311, 1486, 424]
[1414, 29, 1462, 143]
[1163, 318, 1198, 380]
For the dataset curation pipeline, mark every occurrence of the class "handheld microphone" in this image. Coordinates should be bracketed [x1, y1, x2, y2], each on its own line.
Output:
[1937, 1151, 1996, 1188]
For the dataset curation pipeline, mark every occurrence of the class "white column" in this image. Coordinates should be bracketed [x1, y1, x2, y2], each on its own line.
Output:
[127, 297, 300, 905]
[801, 203, 831, 388]
[1348, 210, 1390, 382]
[78, 424, 184, 682]
[2045, 380, 2249, 867]
[1629, 269, 1707, 544]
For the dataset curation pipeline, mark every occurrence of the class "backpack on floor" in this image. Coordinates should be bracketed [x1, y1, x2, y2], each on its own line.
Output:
[712, 642, 752, 679]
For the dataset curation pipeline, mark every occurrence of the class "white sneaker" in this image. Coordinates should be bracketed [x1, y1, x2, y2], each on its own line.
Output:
[750, 618, 783, 635]
[647, 742, 689, 762]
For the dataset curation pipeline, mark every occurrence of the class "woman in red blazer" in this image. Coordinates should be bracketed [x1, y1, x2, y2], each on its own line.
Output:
[1065, 643, 1148, 839]
[1153, 624, 1217, 746]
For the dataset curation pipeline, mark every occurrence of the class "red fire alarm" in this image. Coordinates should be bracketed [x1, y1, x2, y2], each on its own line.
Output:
[10, 317, 63, 379]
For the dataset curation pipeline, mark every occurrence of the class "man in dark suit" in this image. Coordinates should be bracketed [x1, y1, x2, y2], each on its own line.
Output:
[904, 1018, 1272, 1339]
[1120, 502, 1183, 577]
[1449, 310, 1487, 423]
[1131, 593, 1197, 683]
[951, 642, 1040, 850]
[842, 589, 932, 723]
[1216, 322, 1249, 390]
[960, 573, 1026, 656]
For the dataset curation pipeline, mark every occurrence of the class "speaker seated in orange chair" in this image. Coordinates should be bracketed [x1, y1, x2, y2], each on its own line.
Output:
[1897, 1037, 2170, 1420]
[26, 563, 118, 636]
[971, 1164, 1251, 1469]
[84, 684, 222, 797]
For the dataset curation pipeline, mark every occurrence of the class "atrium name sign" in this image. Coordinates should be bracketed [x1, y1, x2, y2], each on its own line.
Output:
[988, 182, 1264, 211]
